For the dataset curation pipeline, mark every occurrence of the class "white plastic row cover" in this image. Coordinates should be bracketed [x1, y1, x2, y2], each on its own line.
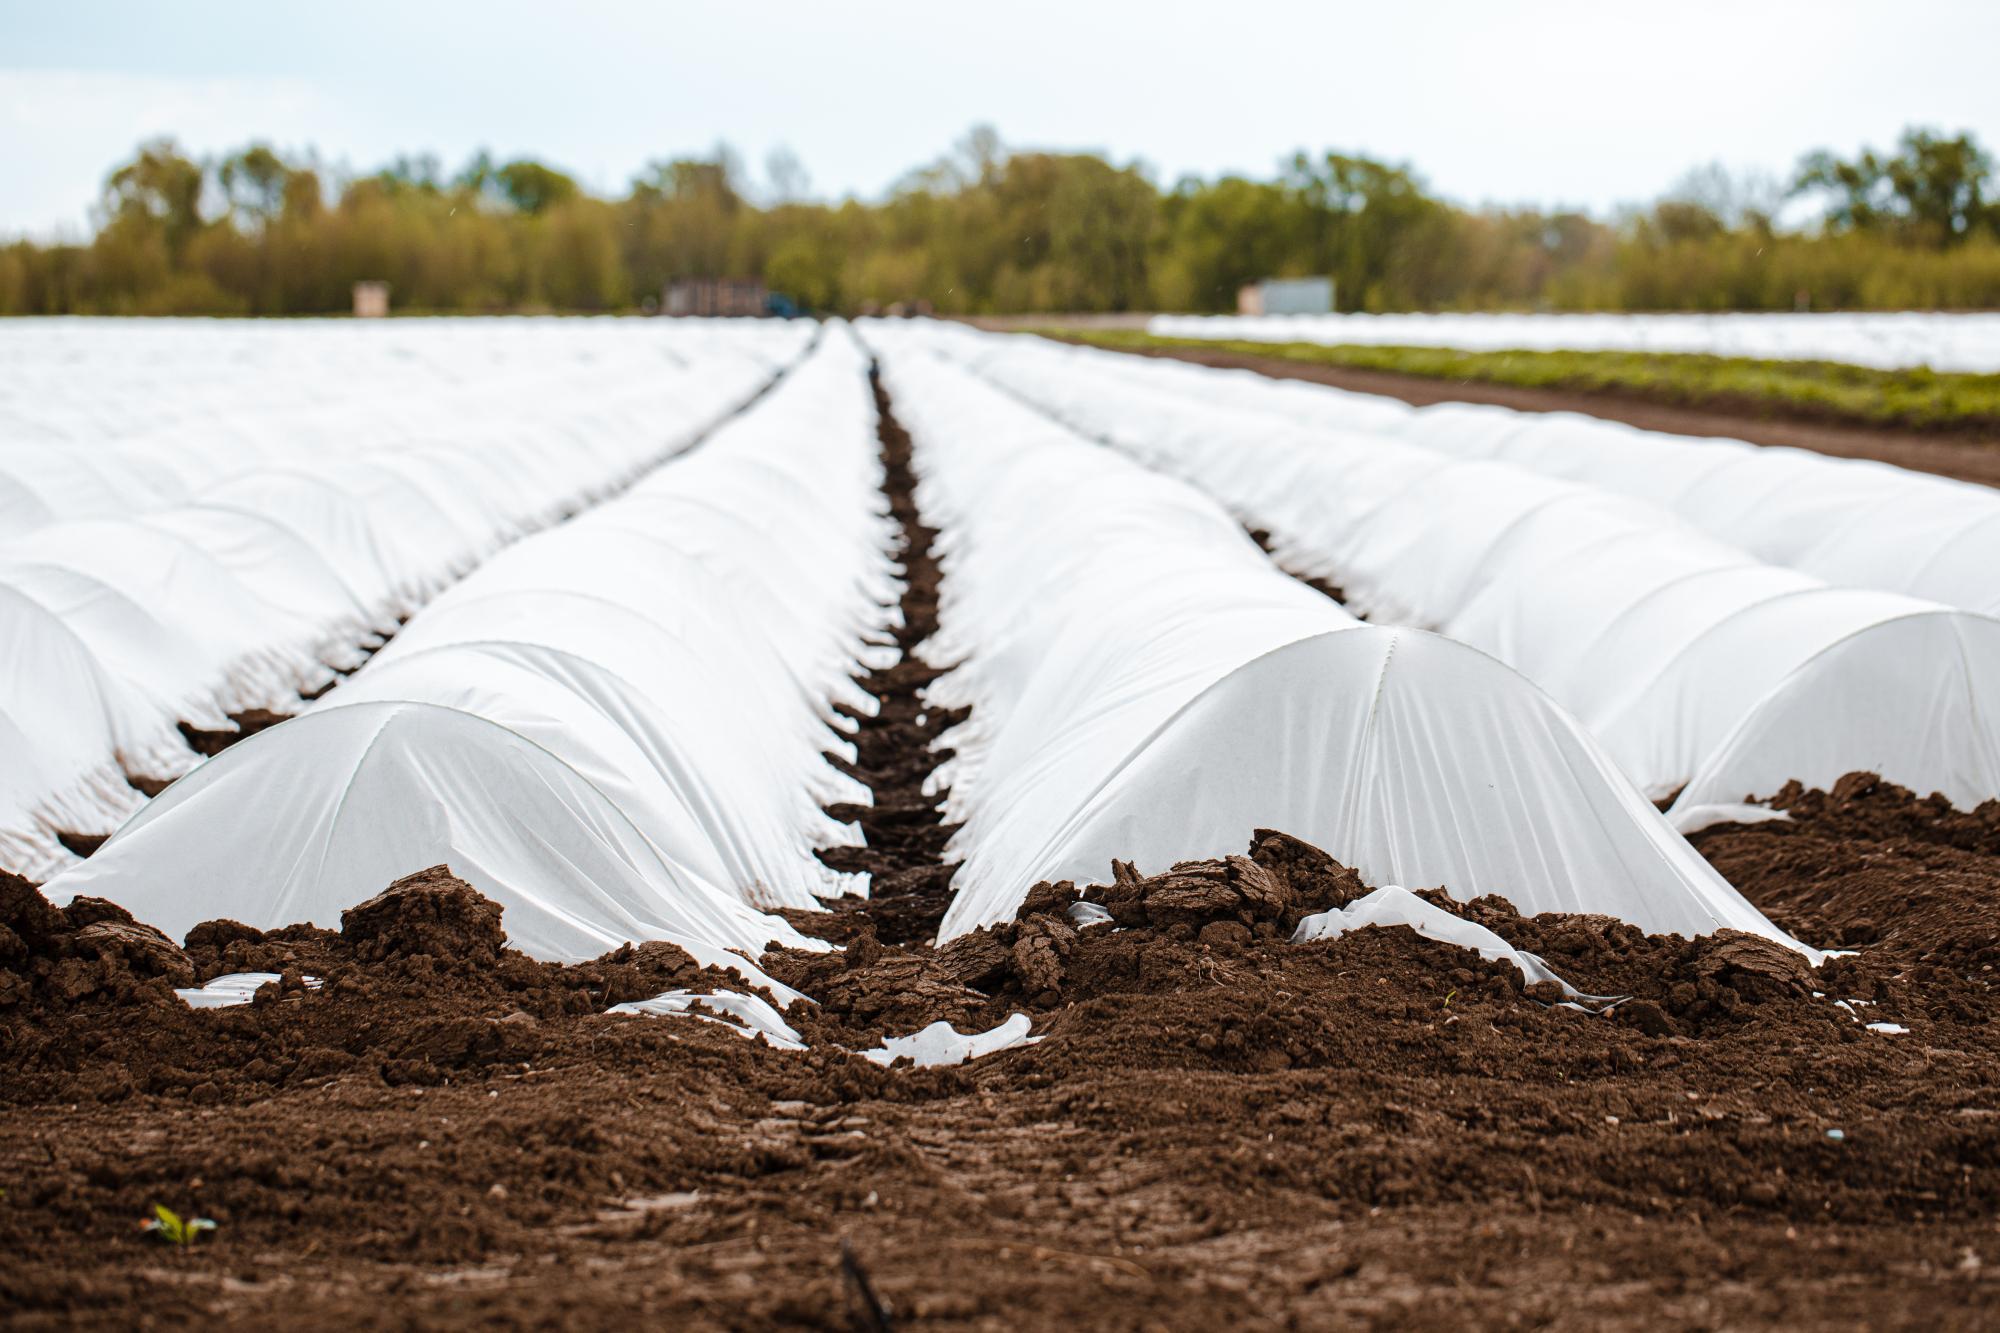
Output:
[47, 330, 892, 977]
[1396, 405, 2000, 622]
[929, 325, 2000, 817]
[0, 318, 815, 515]
[1147, 310, 2000, 374]
[2, 322, 811, 881]
[1102, 326, 2000, 620]
[867, 334, 1803, 953]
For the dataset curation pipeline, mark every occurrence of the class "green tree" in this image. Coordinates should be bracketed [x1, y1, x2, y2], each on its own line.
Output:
[623, 153, 749, 298]
[494, 160, 581, 214]
[1794, 128, 1996, 245]
[100, 139, 208, 260]
[217, 144, 291, 227]
[14, 124, 2000, 319]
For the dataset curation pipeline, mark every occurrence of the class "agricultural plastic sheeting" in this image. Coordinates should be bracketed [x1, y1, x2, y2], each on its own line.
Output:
[1673, 611, 2000, 816]
[966, 324, 2000, 620]
[321, 643, 762, 896]
[0, 444, 168, 525]
[329, 336, 898, 908]
[175, 972, 323, 1009]
[606, 990, 809, 1046]
[0, 318, 819, 509]
[48, 701, 811, 971]
[1148, 310, 2000, 373]
[1392, 407, 2000, 619]
[1, 321, 816, 879]
[870, 336, 1806, 954]
[0, 561, 239, 765]
[0, 587, 149, 880]
[46, 330, 893, 969]
[0, 463, 61, 530]
[1293, 887, 1579, 995]
[921, 324, 2000, 813]
[859, 1013, 1041, 1067]
[138, 507, 377, 671]
[4, 519, 340, 715]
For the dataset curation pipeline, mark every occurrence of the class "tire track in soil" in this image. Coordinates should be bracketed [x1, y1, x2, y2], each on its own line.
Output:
[807, 364, 966, 946]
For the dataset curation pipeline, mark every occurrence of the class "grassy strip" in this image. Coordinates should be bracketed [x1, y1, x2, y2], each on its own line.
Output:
[1027, 327, 2000, 435]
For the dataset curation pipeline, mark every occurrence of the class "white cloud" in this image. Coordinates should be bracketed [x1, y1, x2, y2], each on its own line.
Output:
[0, 70, 335, 238]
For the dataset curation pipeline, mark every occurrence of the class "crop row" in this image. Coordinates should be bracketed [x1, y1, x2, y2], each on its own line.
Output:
[914, 322, 2000, 830]
[33, 318, 1978, 984]
[1, 319, 813, 879]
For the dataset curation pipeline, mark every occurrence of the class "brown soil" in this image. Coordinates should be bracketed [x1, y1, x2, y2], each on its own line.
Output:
[1246, 527, 1356, 611]
[4, 783, 1998, 1329]
[1691, 772, 2000, 1020]
[1058, 336, 2000, 489]
[807, 365, 964, 948]
[178, 709, 296, 759]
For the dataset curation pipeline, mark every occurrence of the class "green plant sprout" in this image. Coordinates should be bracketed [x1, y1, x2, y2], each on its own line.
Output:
[142, 1203, 216, 1246]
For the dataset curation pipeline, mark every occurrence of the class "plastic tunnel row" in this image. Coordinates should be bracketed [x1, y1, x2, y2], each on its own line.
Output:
[46, 331, 890, 980]
[0, 319, 814, 532]
[40, 321, 1830, 1005]
[1146, 310, 2000, 374]
[914, 323, 2000, 822]
[1117, 331, 2000, 620]
[0, 321, 815, 881]
[868, 336, 1802, 951]
[945, 323, 2000, 624]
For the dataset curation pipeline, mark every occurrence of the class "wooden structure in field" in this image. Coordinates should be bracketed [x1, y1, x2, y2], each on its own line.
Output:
[352, 281, 391, 318]
[665, 277, 768, 318]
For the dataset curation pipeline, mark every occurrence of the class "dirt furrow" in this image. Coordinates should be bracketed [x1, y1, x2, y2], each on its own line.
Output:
[1245, 526, 1356, 611]
[807, 365, 966, 947]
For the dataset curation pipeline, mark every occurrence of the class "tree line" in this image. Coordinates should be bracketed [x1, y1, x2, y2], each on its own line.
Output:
[4, 125, 1998, 317]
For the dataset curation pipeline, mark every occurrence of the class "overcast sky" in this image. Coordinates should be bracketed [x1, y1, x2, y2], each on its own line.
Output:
[4, 0, 1998, 238]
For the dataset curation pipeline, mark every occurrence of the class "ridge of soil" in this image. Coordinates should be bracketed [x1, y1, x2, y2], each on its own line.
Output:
[1040, 333, 2000, 490]
[4, 781, 1998, 1328]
